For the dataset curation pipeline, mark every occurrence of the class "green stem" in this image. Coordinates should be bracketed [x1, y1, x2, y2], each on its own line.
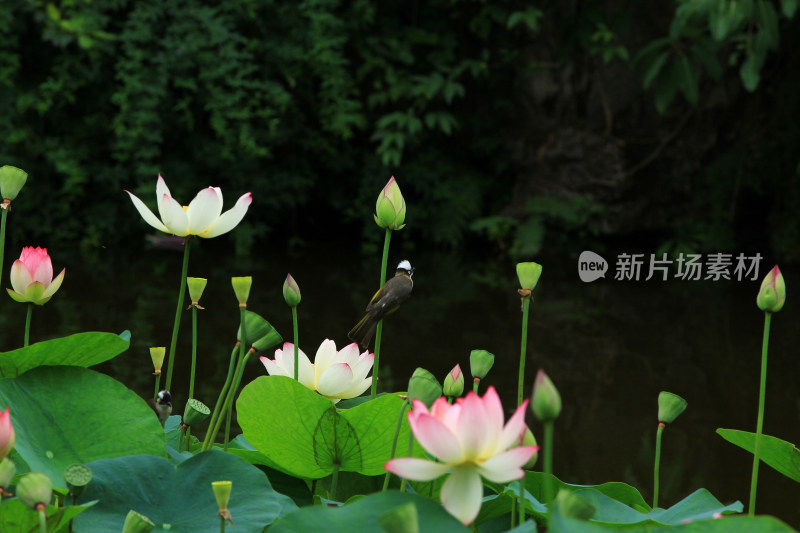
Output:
[544, 420, 554, 504]
[185, 427, 192, 452]
[511, 498, 516, 529]
[653, 423, 664, 508]
[179, 427, 185, 453]
[517, 296, 531, 407]
[154, 373, 161, 399]
[473, 378, 480, 394]
[400, 427, 413, 493]
[24, 303, 32, 347]
[292, 306, 299, 381]
[0, 208, 7, 291]
[37, 508, 47, 533]
[189, 306, 198, 400]
[220, 515, 225, 533]
[518, 472, 526, 526]
[382, 398, 409, 491]
[223, 307, 248, 451]
[749, 312, 772, 516]
[330, 463, 340, 502]
[371, 228, 392, 399]
[165, 237, 192, 391]
[202, 345, 239, 450]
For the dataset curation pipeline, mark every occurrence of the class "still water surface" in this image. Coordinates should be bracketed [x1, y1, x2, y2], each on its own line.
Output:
[0, 239, 797, 526]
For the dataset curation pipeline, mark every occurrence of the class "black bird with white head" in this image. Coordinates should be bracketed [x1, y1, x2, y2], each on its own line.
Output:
[149, 390, 173, 426]
[348, 260, 415, 350]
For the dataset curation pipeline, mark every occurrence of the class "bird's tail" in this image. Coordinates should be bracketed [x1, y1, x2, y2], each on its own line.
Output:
[348, 313, 377, 350]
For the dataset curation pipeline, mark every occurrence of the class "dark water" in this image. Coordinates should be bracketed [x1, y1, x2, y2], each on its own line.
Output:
[0, 238, 798, 527]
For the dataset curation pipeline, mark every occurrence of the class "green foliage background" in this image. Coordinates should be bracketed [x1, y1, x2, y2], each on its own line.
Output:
[1, 0, 799, 260]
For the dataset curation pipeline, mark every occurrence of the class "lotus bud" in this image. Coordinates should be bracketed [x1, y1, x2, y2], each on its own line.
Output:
[516, 262, 543, 291]
[16, 472, 52, 510]
[122, 510, 155, 533]
[518, 427, 539, 469]
[149, 347, 166, 375]
[0, 457, 16, 489]
[64, 463, 92, 499]
[556, 489, 596, 521]
[187, 277, 207, 307]
[183, 399, 210, 426]
[469, 349, 495, 380]
[282, 273, 301, 307]
[0, 165, 28, 202]
[407, 368, 442, 408]
[531, 369, 561, 422]
[0, 407, 14, 460]
[756, 265, 785, 313]
[374, 177, 407, 230]
[378, 501, 419, 533]
[231, 276, 252, 307]
[442, 364, 465, 398]
[657, 391, 687, 424]
[212, 480, 233, 523]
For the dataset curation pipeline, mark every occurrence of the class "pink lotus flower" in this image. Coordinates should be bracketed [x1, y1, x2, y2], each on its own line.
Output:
[385, 386, 538, 525]
[126, 175, 252, 238]
[0, 407, 15, 460]
[260, 340, 374, 403]
[6, 247, 65, 305]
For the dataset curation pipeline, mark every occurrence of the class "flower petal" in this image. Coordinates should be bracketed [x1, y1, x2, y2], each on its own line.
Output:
[316, 363, 353, 397]
[480, 386, 505, 450]
[384, 457, 450, 481]
[41, 268, 65, 299]
[409, 411, 463, 464]
[9, 260, 32, 294]
[455, 391, 490, 459]
[155, 175, 172, 221]
[186, 187, 223, 234]
[335, 343, 361, 366]
[201, 192, 252, 238]
[260, 356, 289, 377]
[313, 339, 338, 376]
[159, 194, 189, 236]
[30, 252, 53, 285]
[7, 288, 30, 303]
[125, 191, 169, 233]
[337, 377, 372, 400]
[350, 352, 374, 382]
[497, 399, 529, 453]
[476, 446, 536, 483]
[440, 465, 484, 525]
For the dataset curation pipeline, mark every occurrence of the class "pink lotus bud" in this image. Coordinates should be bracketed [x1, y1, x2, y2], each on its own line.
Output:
[374, 177, 407, 230]
[443, 364, 465, 397]
[756, 265, 785, 313]
[6, 247, 65, 306]
[0, 407, 14, 460]
[283, 274, 301, 307]
[531, 369, 561, 422]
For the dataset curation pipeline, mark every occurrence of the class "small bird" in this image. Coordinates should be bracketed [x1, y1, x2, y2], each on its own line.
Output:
[348, 260, 415, 349]
[149, 390, 173, 426]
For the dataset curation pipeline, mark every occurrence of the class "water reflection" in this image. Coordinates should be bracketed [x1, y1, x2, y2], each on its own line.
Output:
[0, 239, 797, 526]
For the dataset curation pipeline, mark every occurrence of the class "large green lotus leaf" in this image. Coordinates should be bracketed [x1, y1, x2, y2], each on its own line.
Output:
[238, 376, 415, 479]
[74, 451, 297, 531]
[0, 331, 130, 378]
[550, 510, 796, 532]
[717, 428, 800, 483]
[0, 499, 95, 532]
[0, 366, 166, 489]
[269, 491, 469, 533]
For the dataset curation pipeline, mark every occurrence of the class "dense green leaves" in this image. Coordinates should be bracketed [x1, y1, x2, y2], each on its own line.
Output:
[0, 366, 166, 489]
[0, 500, 95, 533]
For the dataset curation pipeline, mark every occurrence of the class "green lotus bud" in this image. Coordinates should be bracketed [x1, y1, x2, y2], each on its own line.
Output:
[407, 368, 442, 408]
[442, 364, 464, 397]
[212, 480, 232, 510]
[0, 165, 28, 201]
[64, 463, 92, 498]
[187, 277, 207, 305]
[122, 510, 155, 533]
[531, 369, 561, 422]
[231, 276, 252, 306]
[657, 391, 687, 424]
[183, 398, 210, 426]
[283, 274, 301, 307]
[519, 427, 539, 469]
[378, 502, 419, 533]
[0, 457, 16, 487]
[237, 310, 282, 351]
[16, 472, 52, 510]
[516, 262, 543, 291]
[469, 349, 495, 380]
[556, 489, 596, 521]
[756, 265, 785, 313]
[374, 177, 407, 230]
[149, 347, 166, 375]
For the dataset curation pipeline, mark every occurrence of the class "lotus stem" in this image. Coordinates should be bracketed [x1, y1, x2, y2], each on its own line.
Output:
[400, 428, 413, 493]
[371, 228, 392, 399]
[37, 507, 47, 533]
[473, 378, 480, 394]
[292, 306, 299, 381]
[382, 398, 409, 491]
[165, 237, 192, 391]
[518, 473, 526, 526]
[220, 515, 225, 533]
[223, 307, 248, 451]
[153, 372, 161, 400]
[202, 345, 239, 450]
[330, 463, 340, 502]
[544, 420, 554, 504]
[517, 296, 531, 407]
[749, 312, 772, 516]
[189, 305, 198, 400]
[653, 422, 664, 508]
[0, 208, 7, 290]
[24, 303, 32, 346]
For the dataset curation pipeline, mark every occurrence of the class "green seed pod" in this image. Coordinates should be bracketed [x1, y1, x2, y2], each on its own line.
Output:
[64, 463, 92, 499]
[469, 349, 495, 380]
[122, 510, 155, 533]
[186, 277, 208, 304]
[0, 457, 16, 487]
[531, 369, 561, 422]
[16, 472, 53, 510]
[556, 489, 596, 521]
[657, 391, 688, 424]
[516, 262, 543, 291]
[212, 480, 232, 510]
[0, 165, 28, 201]
[183, 399, 211, 427]
[149, 347, 166, 374]
[231, 276, 253, 306]
[407, 368, 442, 408]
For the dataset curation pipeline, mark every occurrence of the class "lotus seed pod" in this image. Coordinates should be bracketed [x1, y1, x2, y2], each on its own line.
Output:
[516, 262, 543, 291]
[657, 391, 688, 424]
[64, 463, 92, 498]
[186, 277, 208, 304]
[122, 510, 155, 533]
[231, 276, 252, 306]
[183, 398, 211, 427]
[0, 165, 28, 201]
[212, 480, 232, 510]
[469, 349, 495, 380]
[531, 369, 561, 422]
[149, 347, 166, 374]
[407, 368, 442, 408]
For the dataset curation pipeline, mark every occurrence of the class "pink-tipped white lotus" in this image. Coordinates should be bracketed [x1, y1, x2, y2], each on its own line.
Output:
[260, 340, 374, 403]
[385, 386, 538, 525]
[125, 174, 252, 238]
[7, 247, 65, 305]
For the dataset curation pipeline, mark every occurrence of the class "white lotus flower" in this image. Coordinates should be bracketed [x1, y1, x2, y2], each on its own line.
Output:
[125, 174, 252, 238]
[260, 340, 374, 403]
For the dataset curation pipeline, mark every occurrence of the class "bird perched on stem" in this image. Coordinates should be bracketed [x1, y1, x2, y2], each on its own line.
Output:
[348, 260, 415, 349]
[149, 390, 173, 426]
